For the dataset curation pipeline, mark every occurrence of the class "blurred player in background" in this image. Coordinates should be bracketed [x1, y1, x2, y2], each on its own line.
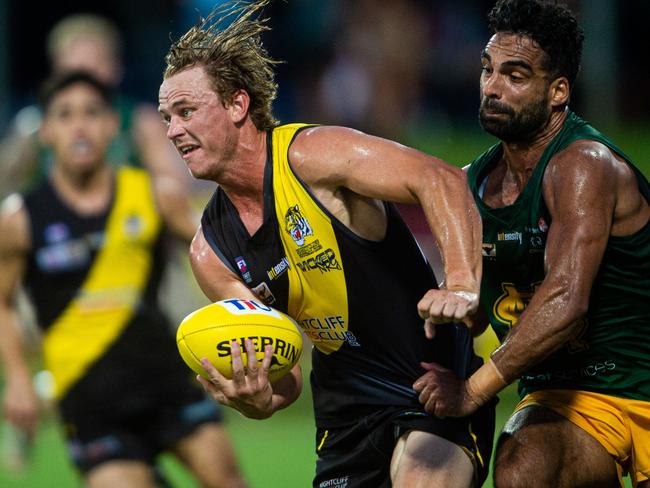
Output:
[414, 0, 650, 486]
[158, 1, 495, 487]
[0, 13, 185, 198]
[0, 72, 247, 488]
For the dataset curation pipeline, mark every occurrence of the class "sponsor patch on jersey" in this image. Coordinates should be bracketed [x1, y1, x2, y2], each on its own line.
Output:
[296, 239, 322, 258]
[124, 214, 144, 238]
[538, 217, 549, 233]
[36, 240, 91, 273]
[497, 230, 523, 244]
[482, 243, 496, 257]
[252, 282, 276, 304]
[284, 204, 313, 246]
[267, 257, 290, 281]
[44, 222, 70, 243]
[298, 316, 360, 347]
[296, 248, 341, 273]
[529, 235, 544, 249]
[235, 256, 253, 283]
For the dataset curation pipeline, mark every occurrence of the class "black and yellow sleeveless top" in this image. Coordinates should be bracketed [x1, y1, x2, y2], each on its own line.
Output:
[23, 167, 188, 415]
[467, 112, 650, 401]
[202, 124, 480, 427]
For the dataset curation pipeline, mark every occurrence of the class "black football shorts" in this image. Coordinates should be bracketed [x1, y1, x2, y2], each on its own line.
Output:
[313, 402, 496, 488]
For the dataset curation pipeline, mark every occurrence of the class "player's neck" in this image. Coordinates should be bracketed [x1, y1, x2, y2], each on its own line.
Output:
[50, 161, 113, 216]
[220, 128, 268, 236]
[501, 108, 568, 177]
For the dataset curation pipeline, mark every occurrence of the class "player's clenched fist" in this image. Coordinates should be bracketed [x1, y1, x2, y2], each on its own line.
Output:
[417, 289, 479, 338]
[413, 362, 480, 418]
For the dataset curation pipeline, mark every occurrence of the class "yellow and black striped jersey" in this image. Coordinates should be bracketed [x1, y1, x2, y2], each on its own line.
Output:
[23, 167, 191, 417]
[201, 124, 482, 428]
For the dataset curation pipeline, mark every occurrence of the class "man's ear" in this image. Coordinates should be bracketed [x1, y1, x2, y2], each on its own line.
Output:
[228, 89, 250, 124]
[549, 76, 570, 108]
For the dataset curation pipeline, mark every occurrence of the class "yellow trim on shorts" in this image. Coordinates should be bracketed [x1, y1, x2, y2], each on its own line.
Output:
[468, 422, 484, 468]
[515, 389, 650, 487]
[317, 430, 329, 452]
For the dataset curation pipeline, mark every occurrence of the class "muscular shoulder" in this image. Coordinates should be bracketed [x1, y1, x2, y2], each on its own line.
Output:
[0, 194, 31, 255]
[543, 139, 648, 233]
[544, 139, 625, 201]
[287, 126, 365, 186]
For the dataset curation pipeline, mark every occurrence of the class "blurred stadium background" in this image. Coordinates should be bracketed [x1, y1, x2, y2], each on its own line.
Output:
[0, 0, 647, 487]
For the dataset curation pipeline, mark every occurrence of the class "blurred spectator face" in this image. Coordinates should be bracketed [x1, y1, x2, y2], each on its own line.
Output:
[53, 37, 122, 88]
[40, 82, 118, 174]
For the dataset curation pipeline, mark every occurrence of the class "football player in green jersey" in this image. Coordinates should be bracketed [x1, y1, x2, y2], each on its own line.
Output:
[414, 0, 650, 487]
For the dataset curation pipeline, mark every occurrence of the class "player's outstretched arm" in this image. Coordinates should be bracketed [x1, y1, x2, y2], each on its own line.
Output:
[289, 126, 482, 327]
[189, 228, 303, 418]
[0, 195, 39, 437]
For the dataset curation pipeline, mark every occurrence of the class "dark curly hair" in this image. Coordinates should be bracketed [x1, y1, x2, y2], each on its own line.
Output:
[488, 0, 584, 86]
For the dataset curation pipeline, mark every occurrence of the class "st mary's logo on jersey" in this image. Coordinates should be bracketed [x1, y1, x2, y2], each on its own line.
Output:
[493, 281, 542, 330]
[285, 204, 313, 246]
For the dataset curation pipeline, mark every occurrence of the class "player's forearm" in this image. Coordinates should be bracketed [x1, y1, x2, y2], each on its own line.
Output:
[472, 286, 587, 403]
[419, 167, 482, 293]
[492, 308, 586, 383]
[0, 308, 32, 380]
[464, 283, 589, 406]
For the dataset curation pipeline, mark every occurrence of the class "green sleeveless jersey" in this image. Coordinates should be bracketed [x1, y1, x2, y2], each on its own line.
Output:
[467, 111, 650, 401]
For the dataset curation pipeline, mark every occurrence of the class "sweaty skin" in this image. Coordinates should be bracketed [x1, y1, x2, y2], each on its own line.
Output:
[159, 62, 485, 487]
[415, 32, 650, 418]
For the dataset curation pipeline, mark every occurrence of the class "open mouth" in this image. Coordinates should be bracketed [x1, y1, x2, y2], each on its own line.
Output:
[179, 145, 199, 157]
[72, 139, 92, 155]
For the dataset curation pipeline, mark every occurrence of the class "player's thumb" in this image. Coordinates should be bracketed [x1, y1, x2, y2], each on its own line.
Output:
[423, 318, 436, 339]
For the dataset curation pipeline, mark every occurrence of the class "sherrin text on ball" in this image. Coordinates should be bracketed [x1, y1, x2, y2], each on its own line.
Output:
[176, 299, 303, 383]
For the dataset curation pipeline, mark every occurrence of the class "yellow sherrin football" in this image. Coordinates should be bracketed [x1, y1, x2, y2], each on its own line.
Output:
[177, 299, 303, 383]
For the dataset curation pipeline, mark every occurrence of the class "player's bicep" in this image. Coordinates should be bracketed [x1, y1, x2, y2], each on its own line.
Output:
[189, 227, 255, 302]
[542, 149, 617, 305]
[291, 126, 461, 204]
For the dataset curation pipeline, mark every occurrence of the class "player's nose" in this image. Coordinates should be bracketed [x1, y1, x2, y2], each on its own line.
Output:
[481, 73, 502, 99]
[166, 116, 185, 140]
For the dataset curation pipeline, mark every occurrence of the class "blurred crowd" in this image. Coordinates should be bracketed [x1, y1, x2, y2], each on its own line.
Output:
[0, 0, 645, 371]
[3, 0, 647, 156]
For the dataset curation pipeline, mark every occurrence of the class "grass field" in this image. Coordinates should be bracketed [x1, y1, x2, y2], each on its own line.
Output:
[0, 355, 522, 488]
[1, 126, 646, 487]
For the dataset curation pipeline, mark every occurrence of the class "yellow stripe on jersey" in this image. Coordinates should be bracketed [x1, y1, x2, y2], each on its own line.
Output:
[271, 124, 349, 354]
[42, 167, 161, 399]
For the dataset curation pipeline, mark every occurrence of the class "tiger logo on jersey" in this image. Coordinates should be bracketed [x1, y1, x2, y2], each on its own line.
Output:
[285, 204, 313, 246]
